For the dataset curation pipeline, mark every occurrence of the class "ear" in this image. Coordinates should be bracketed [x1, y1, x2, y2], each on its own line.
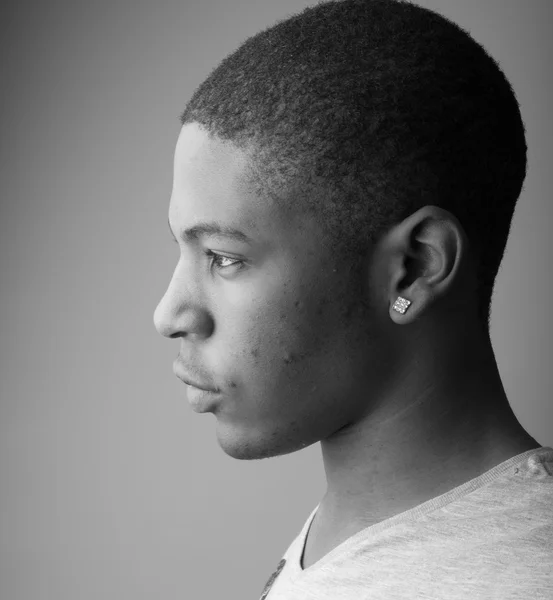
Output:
[386, 205, 468, 325]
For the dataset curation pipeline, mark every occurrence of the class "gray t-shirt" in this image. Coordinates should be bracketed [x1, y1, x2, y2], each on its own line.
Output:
[260, 446, 553, 599]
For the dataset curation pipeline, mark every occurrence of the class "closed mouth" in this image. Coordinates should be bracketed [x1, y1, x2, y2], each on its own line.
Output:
[180, 375, 218, 393]
[173, 359, 219, 393]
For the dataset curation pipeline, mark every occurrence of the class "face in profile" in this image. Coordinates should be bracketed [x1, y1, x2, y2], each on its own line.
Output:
[154, 123, 394, 460]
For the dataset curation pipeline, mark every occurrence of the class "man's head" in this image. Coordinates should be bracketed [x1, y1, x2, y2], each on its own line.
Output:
[154, 0, 527, 460]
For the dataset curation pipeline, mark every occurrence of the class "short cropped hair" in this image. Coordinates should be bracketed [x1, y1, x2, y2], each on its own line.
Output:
[179, 0, 527, 335]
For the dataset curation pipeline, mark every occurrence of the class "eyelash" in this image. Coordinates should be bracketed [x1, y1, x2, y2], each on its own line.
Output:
[172, 239, 245, 273]
[204, 250, 245, 272]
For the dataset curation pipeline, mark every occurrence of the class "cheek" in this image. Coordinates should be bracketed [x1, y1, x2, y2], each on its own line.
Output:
[231, 275, 353, 395]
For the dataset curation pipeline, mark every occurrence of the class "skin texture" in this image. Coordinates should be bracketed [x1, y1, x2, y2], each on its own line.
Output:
[153, 122, 540, 569]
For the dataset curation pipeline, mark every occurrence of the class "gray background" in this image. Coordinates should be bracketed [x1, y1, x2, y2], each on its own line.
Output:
[1, 1, 551, 598]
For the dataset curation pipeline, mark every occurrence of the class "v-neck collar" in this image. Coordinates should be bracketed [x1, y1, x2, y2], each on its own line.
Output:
[290, 446, 552, 576]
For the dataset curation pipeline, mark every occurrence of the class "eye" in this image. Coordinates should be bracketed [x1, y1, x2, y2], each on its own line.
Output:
[205, 250, 245, 273]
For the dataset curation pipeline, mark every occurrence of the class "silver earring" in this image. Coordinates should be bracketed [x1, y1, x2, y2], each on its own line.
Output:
[392, 296, 411, 314]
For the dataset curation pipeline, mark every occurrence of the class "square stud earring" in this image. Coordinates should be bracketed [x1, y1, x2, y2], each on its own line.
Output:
[392, 296, 411, 314]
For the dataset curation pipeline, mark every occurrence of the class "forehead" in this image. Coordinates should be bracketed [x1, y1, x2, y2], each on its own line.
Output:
[174, 123, 249, 186]
[170, 123, 283, 236]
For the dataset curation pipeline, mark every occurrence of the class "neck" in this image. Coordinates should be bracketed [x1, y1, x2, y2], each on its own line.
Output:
[318, 324, 539, 527]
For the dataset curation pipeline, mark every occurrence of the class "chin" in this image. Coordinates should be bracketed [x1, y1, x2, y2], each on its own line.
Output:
[214, 419, 316, 461]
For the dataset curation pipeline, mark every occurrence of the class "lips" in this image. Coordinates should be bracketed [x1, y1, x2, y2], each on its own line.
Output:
[173, 359, 219, 393]
[181, 376, 218, 393]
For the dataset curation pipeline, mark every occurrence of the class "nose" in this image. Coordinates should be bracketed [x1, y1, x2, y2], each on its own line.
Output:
[153, 267, 214, 339]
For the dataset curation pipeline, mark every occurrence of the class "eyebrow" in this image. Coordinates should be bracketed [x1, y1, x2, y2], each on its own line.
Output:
[168, 218, 252, 244]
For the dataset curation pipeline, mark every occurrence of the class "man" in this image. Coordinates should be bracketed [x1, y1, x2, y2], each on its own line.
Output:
[153, 0, 553, 598]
